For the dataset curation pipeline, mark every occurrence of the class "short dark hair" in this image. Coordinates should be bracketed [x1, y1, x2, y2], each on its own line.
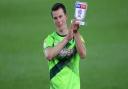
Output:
[51, 3, 67, 17]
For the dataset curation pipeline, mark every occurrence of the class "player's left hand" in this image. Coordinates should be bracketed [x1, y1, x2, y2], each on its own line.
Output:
[70, 19, 80, 33]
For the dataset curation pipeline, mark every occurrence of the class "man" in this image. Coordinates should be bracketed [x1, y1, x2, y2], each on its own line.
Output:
[43, 3, 86, 89]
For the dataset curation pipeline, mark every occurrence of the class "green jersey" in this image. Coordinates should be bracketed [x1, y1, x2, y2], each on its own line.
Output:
[43, 32, 82, 89]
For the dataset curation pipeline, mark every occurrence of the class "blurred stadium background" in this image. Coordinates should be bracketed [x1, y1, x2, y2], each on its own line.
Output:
[0, 0, 128, 89]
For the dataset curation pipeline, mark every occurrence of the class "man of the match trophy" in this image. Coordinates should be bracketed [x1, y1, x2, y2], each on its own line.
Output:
[72, 1, 88, 26]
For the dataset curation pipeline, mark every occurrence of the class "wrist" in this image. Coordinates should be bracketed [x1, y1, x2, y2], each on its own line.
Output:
[73, 29, 78, 33]
[74, 31, 79, 35]
[64, 37, 69, 43]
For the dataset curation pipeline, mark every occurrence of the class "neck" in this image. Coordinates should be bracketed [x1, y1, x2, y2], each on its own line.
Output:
[57, 27, 68, 36]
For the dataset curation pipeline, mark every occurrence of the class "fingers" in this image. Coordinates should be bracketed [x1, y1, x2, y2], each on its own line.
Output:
[68, 30, 74, 40]
[74, 19, 80, 29]
[72, 19, 80, 26]
[66, 19, 80, 41]
[71, 19, 80, 33]
[65, 30, 74, 41]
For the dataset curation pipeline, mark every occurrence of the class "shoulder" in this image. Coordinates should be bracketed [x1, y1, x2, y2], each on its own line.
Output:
[43, 32, 56, 49]
[44, 32, 56, 41]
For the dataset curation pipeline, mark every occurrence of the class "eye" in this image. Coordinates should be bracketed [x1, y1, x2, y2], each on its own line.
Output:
[53, 17, 57, 20]
[59, 15, 62, 18]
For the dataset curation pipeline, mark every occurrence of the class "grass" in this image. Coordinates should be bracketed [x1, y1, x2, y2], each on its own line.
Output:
[0, 0, 128, 89]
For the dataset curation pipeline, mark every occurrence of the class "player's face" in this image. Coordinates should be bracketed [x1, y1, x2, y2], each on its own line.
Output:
[52, 8, 67, 30]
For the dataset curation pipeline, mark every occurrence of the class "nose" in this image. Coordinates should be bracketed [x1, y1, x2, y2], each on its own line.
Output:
[57, 17, 61, 23]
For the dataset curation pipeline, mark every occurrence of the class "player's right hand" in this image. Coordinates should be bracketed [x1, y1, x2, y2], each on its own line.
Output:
[65, 29, 74, 41]
[70, 19, 80, 33]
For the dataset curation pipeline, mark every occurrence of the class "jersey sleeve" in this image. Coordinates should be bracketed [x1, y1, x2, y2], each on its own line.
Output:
[43, 35, 54, 49]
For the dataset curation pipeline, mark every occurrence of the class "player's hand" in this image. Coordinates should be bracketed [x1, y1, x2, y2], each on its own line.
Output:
[65, 28, 74, 41]
[70, 19, 80, 33]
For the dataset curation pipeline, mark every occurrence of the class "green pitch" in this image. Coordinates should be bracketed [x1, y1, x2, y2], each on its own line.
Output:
[0, 0, 128, 89]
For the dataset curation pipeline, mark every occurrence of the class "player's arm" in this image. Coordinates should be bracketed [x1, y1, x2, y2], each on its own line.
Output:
[74, 32, 86, 59]
[70, 20, 86, 59]
[44, 32, 73, 60]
